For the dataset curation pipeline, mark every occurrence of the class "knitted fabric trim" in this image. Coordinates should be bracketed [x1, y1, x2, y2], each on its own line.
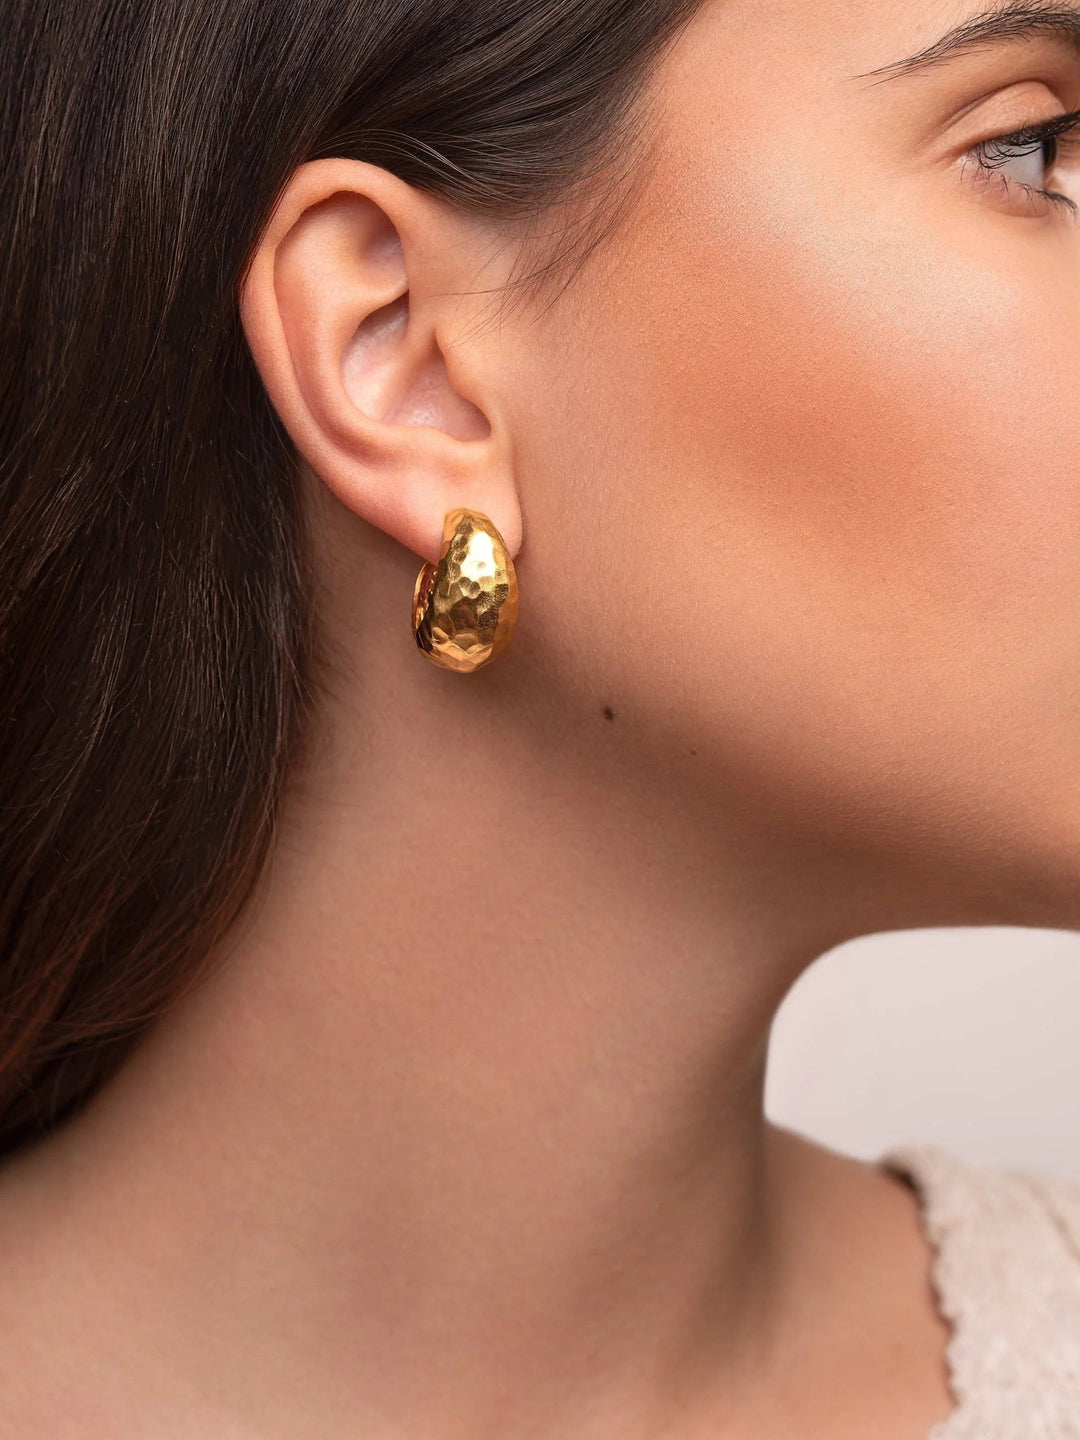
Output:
[879, 1144, 1080, 1440]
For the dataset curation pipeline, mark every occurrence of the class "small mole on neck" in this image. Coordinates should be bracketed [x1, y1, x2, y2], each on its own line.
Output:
[602, 706, 616, 721]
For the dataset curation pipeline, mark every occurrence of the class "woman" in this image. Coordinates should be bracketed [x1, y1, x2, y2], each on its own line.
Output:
[1, 0, 1078, 1432]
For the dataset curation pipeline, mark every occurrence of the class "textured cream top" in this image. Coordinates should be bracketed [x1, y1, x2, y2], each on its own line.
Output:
[880, 1145, 1080, 1439]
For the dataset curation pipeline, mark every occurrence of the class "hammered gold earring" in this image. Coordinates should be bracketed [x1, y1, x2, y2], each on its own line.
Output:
[412, 508, 519, 673]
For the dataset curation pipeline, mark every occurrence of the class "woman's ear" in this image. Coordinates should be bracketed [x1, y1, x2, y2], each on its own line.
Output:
[238, 157, 522, 564]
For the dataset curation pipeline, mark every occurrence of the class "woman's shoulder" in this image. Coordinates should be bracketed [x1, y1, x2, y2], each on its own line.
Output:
[880, 1143, 1080, 1439]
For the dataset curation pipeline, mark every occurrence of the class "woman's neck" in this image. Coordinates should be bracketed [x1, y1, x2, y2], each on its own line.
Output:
[0, 554, 953, 1436]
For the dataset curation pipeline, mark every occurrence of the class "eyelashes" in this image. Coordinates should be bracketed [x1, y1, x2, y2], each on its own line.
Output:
[968, 103, 1080, 216]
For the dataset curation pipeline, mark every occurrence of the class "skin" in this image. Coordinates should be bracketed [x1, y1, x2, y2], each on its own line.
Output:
[2, 0, 1080, 1433]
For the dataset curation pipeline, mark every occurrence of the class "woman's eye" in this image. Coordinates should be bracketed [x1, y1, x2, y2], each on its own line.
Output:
[990, 136, 1054, 191]
[965, 114, 1080, 217]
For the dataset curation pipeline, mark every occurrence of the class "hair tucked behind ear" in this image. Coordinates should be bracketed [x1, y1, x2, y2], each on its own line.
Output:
[0, 0, 704, 1161]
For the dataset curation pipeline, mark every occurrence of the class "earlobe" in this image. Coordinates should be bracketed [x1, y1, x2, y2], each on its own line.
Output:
[237, 157, 522, 564]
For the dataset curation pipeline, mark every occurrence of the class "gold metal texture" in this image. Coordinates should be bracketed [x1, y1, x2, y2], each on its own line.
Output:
[412, 508, 519, 672]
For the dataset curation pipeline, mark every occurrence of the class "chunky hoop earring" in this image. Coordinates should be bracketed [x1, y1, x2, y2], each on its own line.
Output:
[412, 508, 519, 673]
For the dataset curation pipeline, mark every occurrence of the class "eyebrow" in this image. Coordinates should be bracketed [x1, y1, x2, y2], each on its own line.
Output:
[857, 1, 1080, 84]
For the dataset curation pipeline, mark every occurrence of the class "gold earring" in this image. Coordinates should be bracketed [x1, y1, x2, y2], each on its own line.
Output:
[412, 508, 519, 673]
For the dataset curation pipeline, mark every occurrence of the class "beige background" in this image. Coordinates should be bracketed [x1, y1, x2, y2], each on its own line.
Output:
[765, 927, 1080, 1183]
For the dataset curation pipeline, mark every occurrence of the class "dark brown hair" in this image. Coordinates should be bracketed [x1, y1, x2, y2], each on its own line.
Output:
[0, 0, 703, 1160]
